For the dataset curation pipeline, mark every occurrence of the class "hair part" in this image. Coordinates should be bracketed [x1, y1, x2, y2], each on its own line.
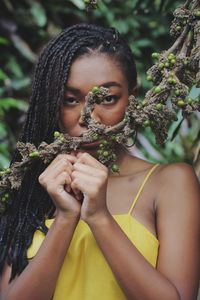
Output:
[0, 23, 137, 280]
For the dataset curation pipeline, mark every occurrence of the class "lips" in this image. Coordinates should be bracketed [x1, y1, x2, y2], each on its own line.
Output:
[80, 140, 102, 149]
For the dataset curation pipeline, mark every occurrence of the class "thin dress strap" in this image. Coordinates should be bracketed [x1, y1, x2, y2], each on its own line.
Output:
[128, 164, 160, 215]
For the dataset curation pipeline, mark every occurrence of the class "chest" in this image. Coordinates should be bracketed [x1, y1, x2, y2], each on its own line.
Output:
[106, 175, 158, 239]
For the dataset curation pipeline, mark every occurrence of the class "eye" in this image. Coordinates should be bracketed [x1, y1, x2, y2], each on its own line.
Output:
[102, 95, 118, 105]
[63, 97, 79, 106]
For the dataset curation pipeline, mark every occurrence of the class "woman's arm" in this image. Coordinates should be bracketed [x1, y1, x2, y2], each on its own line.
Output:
[0, 154, 82, 300]
[0, 215, 79, 300]
[74, 157, 199, 300]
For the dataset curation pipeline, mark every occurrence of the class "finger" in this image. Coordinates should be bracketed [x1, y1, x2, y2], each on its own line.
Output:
[46, 154, 77, 171]
[47, 171, 72, 195]
[71, 171, 102, 196]
[42, 156, 74, 179]
[76, 152, 107, 171]
[73, 162, 106, 178]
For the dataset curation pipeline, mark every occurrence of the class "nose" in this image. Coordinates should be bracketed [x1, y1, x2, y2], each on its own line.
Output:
[78, 106, 101, 126]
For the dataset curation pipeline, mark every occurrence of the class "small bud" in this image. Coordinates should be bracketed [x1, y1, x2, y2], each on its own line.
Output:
[111, 164, 119, 173]
[102, 140, 109, 146]
[143, 120, 150, 127]
[176, 25, 182, 32]
[158, 63, 164, 70]
[141, 100, 147, 107]
[97, 149, 103, 155]
[154, 86, 162, 94]
[195, 10, 200, 18]
[29, 151, 39, 158]
[103, 151, 109, 157]
[164, 62, 170, 68]
[170, 59, 176, 65]
[155, 103, 163, 111]
[177, 100, 185, 107]
[112, 154, 117, 160]
[151, 52, 159, 59]
[54, 131, 60, 138]
[147, 75, 153, 81]
[174, 89, 180, 96]
[92, 133, 99, 141]
[168, 53, 175, 60]
[92, 86, 100, 93]
[187, 97, 193, 105]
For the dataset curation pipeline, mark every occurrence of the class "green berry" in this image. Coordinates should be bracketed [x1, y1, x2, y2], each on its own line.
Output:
[102, 140, 108, 146]
[155, 103, 163, 111]
[143, 120, 150, 127]
[152, 52, 159, 59]
[58, 137, 65, 144]
[92, 133, 99, 141]
[168, 53, 175, 60]
[29, 151, 39, 158]
[111, 164, 119, 173]
[4, 193, 9, 199]
[195, 10, 200, 18]
[147, 75, 153, 81]
[111, 135, 117, 141]
[4, 168, 11, 174]
[187, 97, 193, 105]
[97, 149, 103, 155]
[154, 86, 162, 94]
[165, 62, 170, 68]
[168, 77, 174, 84]
[174, 89, 180, 96]
[158, 63, 164, 70]
[54, 131, 60, 138]
[170, 59, 176, 65]
[92, 86, 100, 93]
[103, 151, 109, 157]
[141, 100, 147, 107]
[112, 154, 117, 160]
[183, 59, 188, 66]
[176, 25, 182, 31]
[84, 0, 90, 4]
[0, 171, 5, 177]
[99, 143, 104, 148]
[177, 100, 185, 107]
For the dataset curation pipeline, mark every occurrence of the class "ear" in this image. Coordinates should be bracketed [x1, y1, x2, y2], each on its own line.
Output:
[129, 85, 139, 97]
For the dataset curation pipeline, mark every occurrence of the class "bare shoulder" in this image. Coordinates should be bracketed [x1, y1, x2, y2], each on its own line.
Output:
[155, 162, 200, 203]
[154, 162, 200, 299]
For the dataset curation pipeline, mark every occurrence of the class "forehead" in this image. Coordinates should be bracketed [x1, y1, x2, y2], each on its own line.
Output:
[66, 54, 128, 89]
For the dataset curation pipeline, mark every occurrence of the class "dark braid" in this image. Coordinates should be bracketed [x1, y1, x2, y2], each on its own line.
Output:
[0, 24, 138, 280]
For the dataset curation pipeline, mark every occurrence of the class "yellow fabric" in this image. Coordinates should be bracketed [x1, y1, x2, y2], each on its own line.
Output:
[27, 164, 160, 300]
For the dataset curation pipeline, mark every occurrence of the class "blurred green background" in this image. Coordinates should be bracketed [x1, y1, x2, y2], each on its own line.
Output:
[0, 0, 199, 177]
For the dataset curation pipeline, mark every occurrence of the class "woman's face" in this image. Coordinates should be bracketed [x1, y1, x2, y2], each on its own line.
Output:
[59, 54, 133, 146]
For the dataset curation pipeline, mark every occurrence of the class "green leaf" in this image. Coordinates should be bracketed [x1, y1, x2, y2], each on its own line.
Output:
[0, 69, 9, 81]
[0, 37, 10, 45]
[30, 2, 47, 27]
[0, 98, 28, 113]
[70, 0, 85, 9]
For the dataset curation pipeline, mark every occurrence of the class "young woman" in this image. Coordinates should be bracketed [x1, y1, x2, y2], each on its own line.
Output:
[0, 24, 199, 300]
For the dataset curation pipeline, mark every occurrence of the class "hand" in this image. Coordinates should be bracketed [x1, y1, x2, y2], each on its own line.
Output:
[38, 154, 81, 220]
[71, 152, 109, 223]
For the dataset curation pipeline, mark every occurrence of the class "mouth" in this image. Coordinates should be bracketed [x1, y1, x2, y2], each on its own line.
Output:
[80, 140, 102, 149]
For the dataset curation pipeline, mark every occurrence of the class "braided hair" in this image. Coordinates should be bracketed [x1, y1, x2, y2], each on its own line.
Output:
[0, 24, 137, 281]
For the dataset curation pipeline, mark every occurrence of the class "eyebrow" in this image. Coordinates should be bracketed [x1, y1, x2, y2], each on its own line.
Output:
[65, 81, 122, 94]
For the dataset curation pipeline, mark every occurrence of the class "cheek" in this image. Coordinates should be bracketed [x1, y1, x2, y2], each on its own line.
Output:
[58, 109, 78, 131]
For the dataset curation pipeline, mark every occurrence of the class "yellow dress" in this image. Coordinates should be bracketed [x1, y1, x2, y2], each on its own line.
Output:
[27, 164, 160, 300]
